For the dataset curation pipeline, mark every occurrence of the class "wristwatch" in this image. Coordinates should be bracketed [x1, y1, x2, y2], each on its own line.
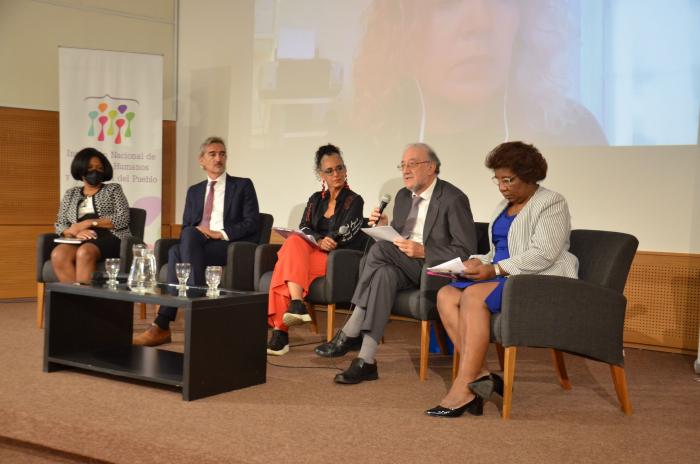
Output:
[493, 263, 502, 276]
[91, 221, 98, 227]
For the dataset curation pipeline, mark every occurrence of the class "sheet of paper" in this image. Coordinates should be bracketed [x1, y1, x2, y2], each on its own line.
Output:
[273, 227, 319, 248]
[361, 226, 403, 242]
[426, 257, 465, 274]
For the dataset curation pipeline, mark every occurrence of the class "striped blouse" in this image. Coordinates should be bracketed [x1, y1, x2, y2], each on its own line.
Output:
[471, 186, 578, 278]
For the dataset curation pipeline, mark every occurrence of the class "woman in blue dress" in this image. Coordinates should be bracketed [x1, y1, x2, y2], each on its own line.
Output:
[426, 141, 578, 417]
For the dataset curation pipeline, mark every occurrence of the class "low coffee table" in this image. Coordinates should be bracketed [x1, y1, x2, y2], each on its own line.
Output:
[43, 282, 267, 400]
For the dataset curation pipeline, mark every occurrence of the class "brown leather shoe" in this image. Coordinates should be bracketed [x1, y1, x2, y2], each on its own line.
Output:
[133, 324, 171, 346]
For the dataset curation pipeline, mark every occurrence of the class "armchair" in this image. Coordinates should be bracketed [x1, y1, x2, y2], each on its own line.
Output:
[35, 207, 147, 328]
[154, 213, 274, 290]
[491, 229, 638, 419]
[390, 222, 490, 381]
[252, 233, 369, 339]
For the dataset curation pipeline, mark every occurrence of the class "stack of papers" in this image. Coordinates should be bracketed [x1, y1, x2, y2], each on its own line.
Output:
[426, 257, 466, 278]
[273, 227, 319, 248]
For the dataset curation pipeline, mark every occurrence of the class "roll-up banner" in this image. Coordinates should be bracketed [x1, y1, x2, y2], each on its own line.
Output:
[59, 47, 163, 245]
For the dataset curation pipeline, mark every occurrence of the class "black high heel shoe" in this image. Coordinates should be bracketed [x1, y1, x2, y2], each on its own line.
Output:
[468, 373, 504, 400]
[424, 395, 483, 418]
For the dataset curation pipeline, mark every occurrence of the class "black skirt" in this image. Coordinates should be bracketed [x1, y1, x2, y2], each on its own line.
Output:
[83, 229, 122, 258]
[76, 213, 122, 258]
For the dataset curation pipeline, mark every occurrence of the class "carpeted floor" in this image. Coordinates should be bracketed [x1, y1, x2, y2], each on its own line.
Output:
[0, 300, 698, 464]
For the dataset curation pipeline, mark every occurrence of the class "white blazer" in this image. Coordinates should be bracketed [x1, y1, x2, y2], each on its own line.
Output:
[472, 186, 578, 278]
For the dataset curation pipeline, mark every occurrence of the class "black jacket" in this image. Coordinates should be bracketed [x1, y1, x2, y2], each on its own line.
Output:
[299, 189, 365, 250]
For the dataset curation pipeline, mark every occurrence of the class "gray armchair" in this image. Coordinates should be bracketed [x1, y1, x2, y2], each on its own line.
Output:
[35, 207, 147, 328]
[491, 229, 638, 419]
[252, 231, 370, 340]
[390, 222, 490, 381]
[154, 213, 274, 291]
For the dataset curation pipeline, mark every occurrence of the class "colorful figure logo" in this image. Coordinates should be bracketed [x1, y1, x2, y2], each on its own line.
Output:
[85, 95, 138, 144]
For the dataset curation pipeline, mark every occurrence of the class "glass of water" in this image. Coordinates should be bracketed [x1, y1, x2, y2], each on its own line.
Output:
[105, 258, 120, 285]
[175, 262, 191, 290]
[205, 265, 222, 295]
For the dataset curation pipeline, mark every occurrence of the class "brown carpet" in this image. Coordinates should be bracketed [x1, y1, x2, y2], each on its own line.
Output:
[0, 300, 698, 464]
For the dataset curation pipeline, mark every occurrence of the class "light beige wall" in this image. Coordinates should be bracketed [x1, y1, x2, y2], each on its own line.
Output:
[175, 0, 253, 221]
[0, 0, 177, 119]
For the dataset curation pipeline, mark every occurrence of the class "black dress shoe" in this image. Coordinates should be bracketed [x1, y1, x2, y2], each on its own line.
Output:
[334, 357, 378, 384]
[314, 330, 362, 358]
[468, 373, 504, 399]
[425, 396, 484, 418]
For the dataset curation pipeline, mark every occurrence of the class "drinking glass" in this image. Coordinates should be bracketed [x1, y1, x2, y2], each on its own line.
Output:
[175, 262, 192, 289]
[105, 258, 120, 285]
[205, 266, 222, 295]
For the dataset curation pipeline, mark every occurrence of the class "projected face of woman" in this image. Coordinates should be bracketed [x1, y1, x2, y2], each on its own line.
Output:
[410, 0, 520, 105]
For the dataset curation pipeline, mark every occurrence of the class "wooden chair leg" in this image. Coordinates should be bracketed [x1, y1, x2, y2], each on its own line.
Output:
[496, 343, 505, 371]
[137, 302, 147, 320]
[610, 364, 633, 415]
[36, 282, 45, 329]
[419, 320, 430, 381]
[326, 303, 335, 341]
[551, 349, 572, 390]
[434, 319, 449, 355]
[452, 349, 460, 382]
[305, 302, 319, 334]
[502, 346, 517, 420]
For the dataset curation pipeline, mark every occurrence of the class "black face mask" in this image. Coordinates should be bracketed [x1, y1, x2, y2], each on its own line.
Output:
[84, 170, 104, 186]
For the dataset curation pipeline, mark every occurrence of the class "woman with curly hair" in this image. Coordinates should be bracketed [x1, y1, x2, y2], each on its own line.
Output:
[351, 0, 605, 147]
[266, 144, 365, 356]
[426, 141, 578, 417]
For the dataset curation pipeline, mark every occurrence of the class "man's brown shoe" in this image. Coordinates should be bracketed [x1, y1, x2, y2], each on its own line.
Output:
[133, 324, 171, 346]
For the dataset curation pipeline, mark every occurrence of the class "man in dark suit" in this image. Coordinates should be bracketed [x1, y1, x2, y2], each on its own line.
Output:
[315, 143, 476, 383]
[134, 136, 260, 346]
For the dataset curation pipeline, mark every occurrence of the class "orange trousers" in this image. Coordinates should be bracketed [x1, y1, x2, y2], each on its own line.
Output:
[268, 234, 328, 331]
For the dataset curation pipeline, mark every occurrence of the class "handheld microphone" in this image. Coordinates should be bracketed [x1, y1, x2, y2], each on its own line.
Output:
[373, 193, 392, 227]
[330, 225, 349, 241]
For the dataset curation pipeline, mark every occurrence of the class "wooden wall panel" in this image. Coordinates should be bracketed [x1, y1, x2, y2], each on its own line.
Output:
[624, 251, 700, 352]
[0, 107, 59, 224]
[0, 225, 55, 298]
[0, 107, 176, 298]
[162, 120, 176, 228]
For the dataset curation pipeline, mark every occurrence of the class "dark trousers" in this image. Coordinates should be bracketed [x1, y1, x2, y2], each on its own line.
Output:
[351, 241, 423, 342]
[158, 227, 229, 322]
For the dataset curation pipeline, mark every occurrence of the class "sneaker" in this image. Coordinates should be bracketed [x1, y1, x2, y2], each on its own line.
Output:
[282, 300, 312, 327]
[267, 329, 289, 356]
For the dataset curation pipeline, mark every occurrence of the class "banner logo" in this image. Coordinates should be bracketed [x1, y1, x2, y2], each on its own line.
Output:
[85, 94, 138, 144]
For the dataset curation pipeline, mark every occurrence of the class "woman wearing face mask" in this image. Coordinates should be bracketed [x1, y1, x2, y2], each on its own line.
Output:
[51, 147, 131, 283]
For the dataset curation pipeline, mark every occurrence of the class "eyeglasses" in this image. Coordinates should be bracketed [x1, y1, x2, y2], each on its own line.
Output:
[321, 165, 346, 175]
[397, 160, 431, 170]
[491, 176, 518, 186]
